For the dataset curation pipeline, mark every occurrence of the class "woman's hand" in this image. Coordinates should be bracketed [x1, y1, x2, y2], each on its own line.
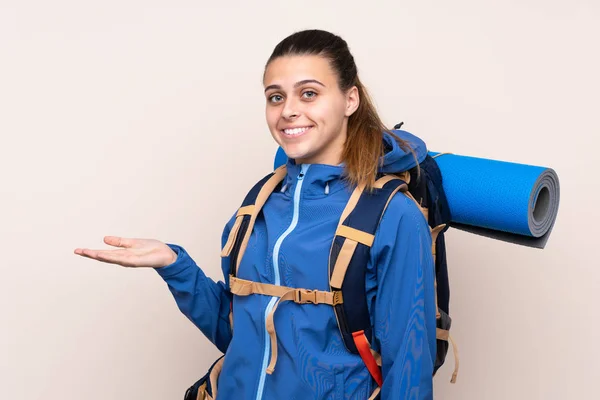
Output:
[74, 236, 177, 268]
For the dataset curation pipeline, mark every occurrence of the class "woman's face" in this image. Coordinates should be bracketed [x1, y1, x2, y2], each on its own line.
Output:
[263, 55, 359, 165]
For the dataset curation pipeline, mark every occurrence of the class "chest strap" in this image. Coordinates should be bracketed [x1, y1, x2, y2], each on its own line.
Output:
[229, 275, 343, 375]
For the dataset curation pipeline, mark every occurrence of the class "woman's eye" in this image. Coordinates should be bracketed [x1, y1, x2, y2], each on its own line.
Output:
[268, 94, 283, 103]
[302, 91, 317, 99]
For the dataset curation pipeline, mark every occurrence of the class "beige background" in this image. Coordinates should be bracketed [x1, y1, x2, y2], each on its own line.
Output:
[1, 1, 598, 399]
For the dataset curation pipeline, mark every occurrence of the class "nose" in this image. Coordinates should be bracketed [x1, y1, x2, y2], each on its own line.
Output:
[281, 98, 300, 120]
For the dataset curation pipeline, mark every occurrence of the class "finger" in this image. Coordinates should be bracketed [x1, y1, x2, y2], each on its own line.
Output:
[74, 249, 95, 261]
[74, 248, 100, 260]
[74, 248, 100, 259]
[75, 248, 134, 267]
[104, 236, 135, 249]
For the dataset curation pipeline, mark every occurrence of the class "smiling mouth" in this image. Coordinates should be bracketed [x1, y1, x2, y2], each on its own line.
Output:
[281, 126, 313, 137]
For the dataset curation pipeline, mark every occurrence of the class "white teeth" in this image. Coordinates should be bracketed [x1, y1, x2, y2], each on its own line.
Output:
[283, 126, 311, 136]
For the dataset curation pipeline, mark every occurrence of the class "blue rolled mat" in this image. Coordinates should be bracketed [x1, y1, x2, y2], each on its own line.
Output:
[428, 152, 559, 249]
[274, 147, 560, 249]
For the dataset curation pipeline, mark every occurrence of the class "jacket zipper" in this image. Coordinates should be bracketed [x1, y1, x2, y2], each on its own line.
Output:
[255, 164, 309, 400]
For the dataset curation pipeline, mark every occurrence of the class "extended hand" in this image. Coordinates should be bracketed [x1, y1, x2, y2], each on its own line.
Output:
[74, 236, 177, 268]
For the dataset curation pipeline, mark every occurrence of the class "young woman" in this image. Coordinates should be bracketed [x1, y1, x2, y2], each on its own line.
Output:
[75, 29, 437, 399]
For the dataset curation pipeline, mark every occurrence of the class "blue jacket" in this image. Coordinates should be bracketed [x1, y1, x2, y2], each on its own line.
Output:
[156, 131, 437, 400]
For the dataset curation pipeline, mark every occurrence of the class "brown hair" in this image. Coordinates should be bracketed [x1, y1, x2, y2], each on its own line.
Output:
[265, 29, 420, 190]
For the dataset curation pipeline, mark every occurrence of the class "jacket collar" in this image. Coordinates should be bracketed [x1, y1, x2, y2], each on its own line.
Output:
[281, 159, 349, 198]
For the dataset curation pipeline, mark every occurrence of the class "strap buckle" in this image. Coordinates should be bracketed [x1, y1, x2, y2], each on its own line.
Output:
[295, 289, 317, 304]
[332, 290, 343, 305]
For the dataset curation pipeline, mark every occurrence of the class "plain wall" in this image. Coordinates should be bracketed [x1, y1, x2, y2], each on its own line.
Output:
[1, 1, 598, 399]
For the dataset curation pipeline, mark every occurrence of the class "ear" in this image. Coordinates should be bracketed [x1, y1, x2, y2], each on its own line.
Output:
[344, 86, 360, 117]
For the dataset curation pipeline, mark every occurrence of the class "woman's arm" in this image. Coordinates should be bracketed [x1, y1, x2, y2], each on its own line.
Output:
[155, 215, 236, 354]
[368, 193, 437, 400]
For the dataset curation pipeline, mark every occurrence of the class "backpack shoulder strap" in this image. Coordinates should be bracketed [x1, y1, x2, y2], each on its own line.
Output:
[330, 171, 450, 389]
[221, 165, 287, 277]
[328, 174, 409, 385]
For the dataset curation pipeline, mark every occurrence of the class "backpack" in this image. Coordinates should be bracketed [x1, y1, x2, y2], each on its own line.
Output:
[184, 128, 458, 400]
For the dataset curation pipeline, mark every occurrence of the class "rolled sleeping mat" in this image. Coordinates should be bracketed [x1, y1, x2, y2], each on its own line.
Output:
[273, 147, 560, 249]
[428, 151, 560, 249]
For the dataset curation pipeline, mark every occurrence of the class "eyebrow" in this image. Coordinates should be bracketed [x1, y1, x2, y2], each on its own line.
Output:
[264, 79, 325, 93]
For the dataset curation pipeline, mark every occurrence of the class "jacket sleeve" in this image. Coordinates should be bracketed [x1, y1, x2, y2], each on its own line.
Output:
[154, 214, 236, 354]
[368, 193, 437, 400]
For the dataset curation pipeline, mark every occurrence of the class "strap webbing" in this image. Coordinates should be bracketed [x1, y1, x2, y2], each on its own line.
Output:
[352, 330, 383, 387]
[330, 239, 359, 289]
[221, 206, 256, 258]
[336, 225, 375, 247]
[235, 166, 286, 275]
[367, 386, 381, 400]
[329, 174, 408, 290]
[448, 334, 459, 383]
[328, 181, 364, 289]
[196, 382, 209, 400]
[220, 214, 244, 258]
[381, 180, 410, 222]
[208, 357, 224, 399]
[220, 166, 287, 275]
[373, 174, 397, 189]
[229, 276, 343, 375]
[436, 328, 459, 383]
